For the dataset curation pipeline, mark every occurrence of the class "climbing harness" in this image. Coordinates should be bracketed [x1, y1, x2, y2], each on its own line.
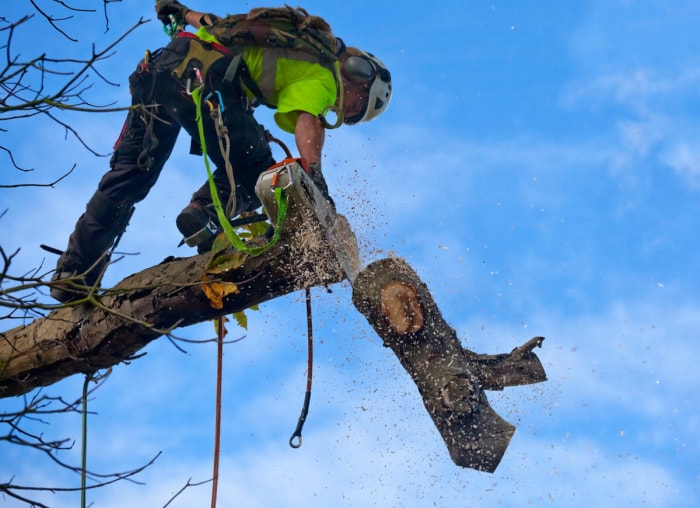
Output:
[190, 84, 288, 256]
[164, 10, 346, 129]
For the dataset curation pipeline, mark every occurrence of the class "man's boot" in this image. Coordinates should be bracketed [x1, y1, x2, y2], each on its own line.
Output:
[50, 252, 106, 304]
[176, 188, 260, 252]
[176, 201, 219, 253]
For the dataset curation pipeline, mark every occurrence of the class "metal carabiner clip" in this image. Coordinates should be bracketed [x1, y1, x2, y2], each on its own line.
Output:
[185, 68, 205, 97]
[205, 91, 226, 127]
[270, 162, 295, 191]
[162, 14, 180, 37]
[318, 105, 344, 129]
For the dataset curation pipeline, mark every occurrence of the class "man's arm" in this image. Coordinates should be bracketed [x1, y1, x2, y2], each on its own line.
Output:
[184, 9, 217, 29]
[294, 112, 334, 202]
[294, 112, 325, 166]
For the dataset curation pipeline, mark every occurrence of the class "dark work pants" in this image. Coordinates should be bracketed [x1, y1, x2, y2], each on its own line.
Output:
[55, 37, 275, 285]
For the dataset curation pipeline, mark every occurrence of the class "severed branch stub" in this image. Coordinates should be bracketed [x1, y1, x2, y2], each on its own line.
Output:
[351, 257, 547, 473]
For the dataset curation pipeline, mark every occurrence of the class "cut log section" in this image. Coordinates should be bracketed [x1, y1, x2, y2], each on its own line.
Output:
[351, 257, 547, 472]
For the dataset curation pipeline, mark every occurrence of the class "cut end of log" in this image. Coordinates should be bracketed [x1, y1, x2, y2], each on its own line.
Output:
[379, 281, 425, 334]
[445, 398, 516, 473]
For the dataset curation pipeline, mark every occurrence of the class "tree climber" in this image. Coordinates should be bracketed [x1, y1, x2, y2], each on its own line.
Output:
[50, 1, 392, 303]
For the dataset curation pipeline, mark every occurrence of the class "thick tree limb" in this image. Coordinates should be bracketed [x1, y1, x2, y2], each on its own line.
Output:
[352, 258, 546, 472]
[0, 198, 346, 399]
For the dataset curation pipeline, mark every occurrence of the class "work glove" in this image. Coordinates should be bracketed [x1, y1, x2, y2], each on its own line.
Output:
[155, 0, 189, 26]
[307, 162, 335, 207]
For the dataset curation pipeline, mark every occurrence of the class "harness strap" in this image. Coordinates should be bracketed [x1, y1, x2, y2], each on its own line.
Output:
[222, 53, 242, 84]
[222, 53, 272, 108]
[177, 30, 235, 57]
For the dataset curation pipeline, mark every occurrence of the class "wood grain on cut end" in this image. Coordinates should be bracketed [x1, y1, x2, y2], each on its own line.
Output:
[379, 281, 424, 334]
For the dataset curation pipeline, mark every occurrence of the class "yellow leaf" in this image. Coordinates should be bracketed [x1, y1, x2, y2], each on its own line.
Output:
[201, 276, 239, 310]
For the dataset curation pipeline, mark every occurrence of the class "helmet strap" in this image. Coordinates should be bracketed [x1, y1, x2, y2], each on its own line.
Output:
[325, 61, 345, 128]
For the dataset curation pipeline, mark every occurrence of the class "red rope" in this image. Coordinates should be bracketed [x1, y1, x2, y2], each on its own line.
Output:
[211, 318, 225, 508]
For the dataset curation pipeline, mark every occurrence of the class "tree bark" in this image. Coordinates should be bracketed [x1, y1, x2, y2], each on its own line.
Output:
[352, 257, 546, 472]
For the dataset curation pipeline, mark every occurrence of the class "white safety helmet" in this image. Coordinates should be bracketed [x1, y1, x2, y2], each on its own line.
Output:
[340, 47, 392, 124]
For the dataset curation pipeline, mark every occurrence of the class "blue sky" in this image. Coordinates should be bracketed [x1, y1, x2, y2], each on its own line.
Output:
[2, 0, 699, 506]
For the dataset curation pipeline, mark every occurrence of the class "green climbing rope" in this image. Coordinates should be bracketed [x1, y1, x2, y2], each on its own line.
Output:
[191, 87, 288, 256]
[81, 374, 90, 508]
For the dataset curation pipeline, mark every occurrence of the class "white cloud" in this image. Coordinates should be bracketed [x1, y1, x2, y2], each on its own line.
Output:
[660, 142, 700, 190]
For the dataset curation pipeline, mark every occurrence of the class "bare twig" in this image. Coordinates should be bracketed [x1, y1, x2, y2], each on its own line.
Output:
[0, 164, 75, 188]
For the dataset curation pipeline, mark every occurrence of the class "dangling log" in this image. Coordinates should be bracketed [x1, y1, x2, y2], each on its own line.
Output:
[351, 257, 546, 472]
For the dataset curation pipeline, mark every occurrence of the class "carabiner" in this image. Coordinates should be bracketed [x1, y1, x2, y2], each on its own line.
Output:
[205, 91, 226, 126]
[185, 68, 205, 96]
[214, 90, 225, 112]
[162, 14, 180, 37]
[270, 163, 295, 191]
[318, 105, 344, 129]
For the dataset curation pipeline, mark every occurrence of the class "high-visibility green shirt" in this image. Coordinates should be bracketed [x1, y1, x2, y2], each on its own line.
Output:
[196, 28, 337, 134]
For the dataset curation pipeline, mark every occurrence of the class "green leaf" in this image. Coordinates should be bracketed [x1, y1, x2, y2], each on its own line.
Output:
[233, 310, 248, 330]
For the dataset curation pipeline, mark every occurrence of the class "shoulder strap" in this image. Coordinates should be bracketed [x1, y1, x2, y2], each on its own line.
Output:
[222, 53, 272, 108]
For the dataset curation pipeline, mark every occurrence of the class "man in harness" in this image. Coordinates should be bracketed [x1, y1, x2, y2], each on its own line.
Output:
[50, 1, 392, 303]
